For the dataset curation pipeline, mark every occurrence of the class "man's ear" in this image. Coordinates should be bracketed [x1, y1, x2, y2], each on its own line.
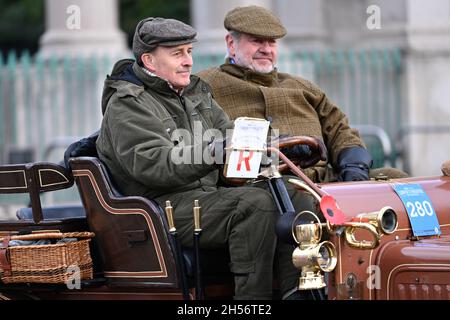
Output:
[225, 34, 236, 57]
[141, 53, 156, 72]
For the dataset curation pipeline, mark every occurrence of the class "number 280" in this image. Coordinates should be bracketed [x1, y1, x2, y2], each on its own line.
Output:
[406, 201, 434, 217]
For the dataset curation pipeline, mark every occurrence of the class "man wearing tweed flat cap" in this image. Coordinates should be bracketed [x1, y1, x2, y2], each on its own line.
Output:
[198, 5, 408, 299]
[198, 6, 408, 184]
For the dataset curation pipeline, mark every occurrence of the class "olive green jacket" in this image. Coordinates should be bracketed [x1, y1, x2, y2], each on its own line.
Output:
[197, 60, 365, 182]
[97, 59, 231, 199]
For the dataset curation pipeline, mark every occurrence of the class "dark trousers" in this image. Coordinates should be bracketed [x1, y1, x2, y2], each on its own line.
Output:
[156, 176, 316, 299]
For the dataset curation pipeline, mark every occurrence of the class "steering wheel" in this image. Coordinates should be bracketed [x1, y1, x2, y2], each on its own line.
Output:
[274, 135, 321, 173]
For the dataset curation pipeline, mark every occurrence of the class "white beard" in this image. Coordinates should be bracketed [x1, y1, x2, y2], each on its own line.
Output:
[233, 51, 275, 74]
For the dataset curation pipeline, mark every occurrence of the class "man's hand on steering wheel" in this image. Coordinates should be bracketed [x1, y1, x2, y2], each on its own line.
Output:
[274, 135, 328, 168]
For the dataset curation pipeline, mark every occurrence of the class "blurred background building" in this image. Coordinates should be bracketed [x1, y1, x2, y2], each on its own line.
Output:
[1, 0, 450, 217]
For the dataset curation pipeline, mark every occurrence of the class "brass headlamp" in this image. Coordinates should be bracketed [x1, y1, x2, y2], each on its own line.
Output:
[291, 211, 337, 290]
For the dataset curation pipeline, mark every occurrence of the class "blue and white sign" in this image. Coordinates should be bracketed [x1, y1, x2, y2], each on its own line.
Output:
[392, 184, 441, 237]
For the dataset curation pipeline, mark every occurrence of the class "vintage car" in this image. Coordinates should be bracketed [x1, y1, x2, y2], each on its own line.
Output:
[0, 136, 449, 300]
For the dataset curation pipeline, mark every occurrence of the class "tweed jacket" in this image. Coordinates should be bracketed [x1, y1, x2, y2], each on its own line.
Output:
[197, 61, 365, 181]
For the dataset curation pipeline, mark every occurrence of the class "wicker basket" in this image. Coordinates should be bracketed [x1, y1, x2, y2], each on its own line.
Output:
[0, 232, 95, 284]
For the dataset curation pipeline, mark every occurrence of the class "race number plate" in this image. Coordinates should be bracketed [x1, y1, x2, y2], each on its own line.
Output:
[392, 183, 441, 237]
[225, 117, 270, 178]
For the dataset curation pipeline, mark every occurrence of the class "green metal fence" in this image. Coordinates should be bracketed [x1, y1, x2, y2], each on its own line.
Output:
[194, 48, 404, 167]
[0, 51, 116, 214]
[194, 48, 404, 140]
[0, 51, 115, 165]
[0, 48, 404, 212]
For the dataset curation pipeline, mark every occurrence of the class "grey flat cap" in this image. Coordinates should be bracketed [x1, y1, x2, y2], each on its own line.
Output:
[224, 6, 287, 39]
[133, 17, 197, 62]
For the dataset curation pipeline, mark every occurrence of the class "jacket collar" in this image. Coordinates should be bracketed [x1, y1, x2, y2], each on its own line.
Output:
[219, 58, 278, 86]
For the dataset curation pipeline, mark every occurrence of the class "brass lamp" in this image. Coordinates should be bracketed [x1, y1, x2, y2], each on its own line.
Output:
[291, 211, 337, 290]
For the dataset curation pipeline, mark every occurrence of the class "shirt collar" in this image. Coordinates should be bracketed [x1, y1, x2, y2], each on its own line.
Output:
[141, 67, 184, 96]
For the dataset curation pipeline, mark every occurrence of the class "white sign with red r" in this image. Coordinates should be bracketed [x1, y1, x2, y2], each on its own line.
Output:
[225, 117, 270, 178]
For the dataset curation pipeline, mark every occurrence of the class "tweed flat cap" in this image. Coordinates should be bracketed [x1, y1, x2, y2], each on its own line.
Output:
[224, 6, 287, 39]
[133, 17, 197, 62]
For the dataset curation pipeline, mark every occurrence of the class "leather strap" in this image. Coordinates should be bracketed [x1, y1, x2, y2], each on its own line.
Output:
[0, 236, 12, 277]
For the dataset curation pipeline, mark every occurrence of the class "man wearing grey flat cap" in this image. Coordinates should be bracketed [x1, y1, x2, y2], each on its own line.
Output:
[198, 5, 408, 183]
[84, 17, 322, 300]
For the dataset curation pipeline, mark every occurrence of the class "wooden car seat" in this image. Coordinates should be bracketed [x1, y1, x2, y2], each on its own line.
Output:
[69, 157, 231, 298]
